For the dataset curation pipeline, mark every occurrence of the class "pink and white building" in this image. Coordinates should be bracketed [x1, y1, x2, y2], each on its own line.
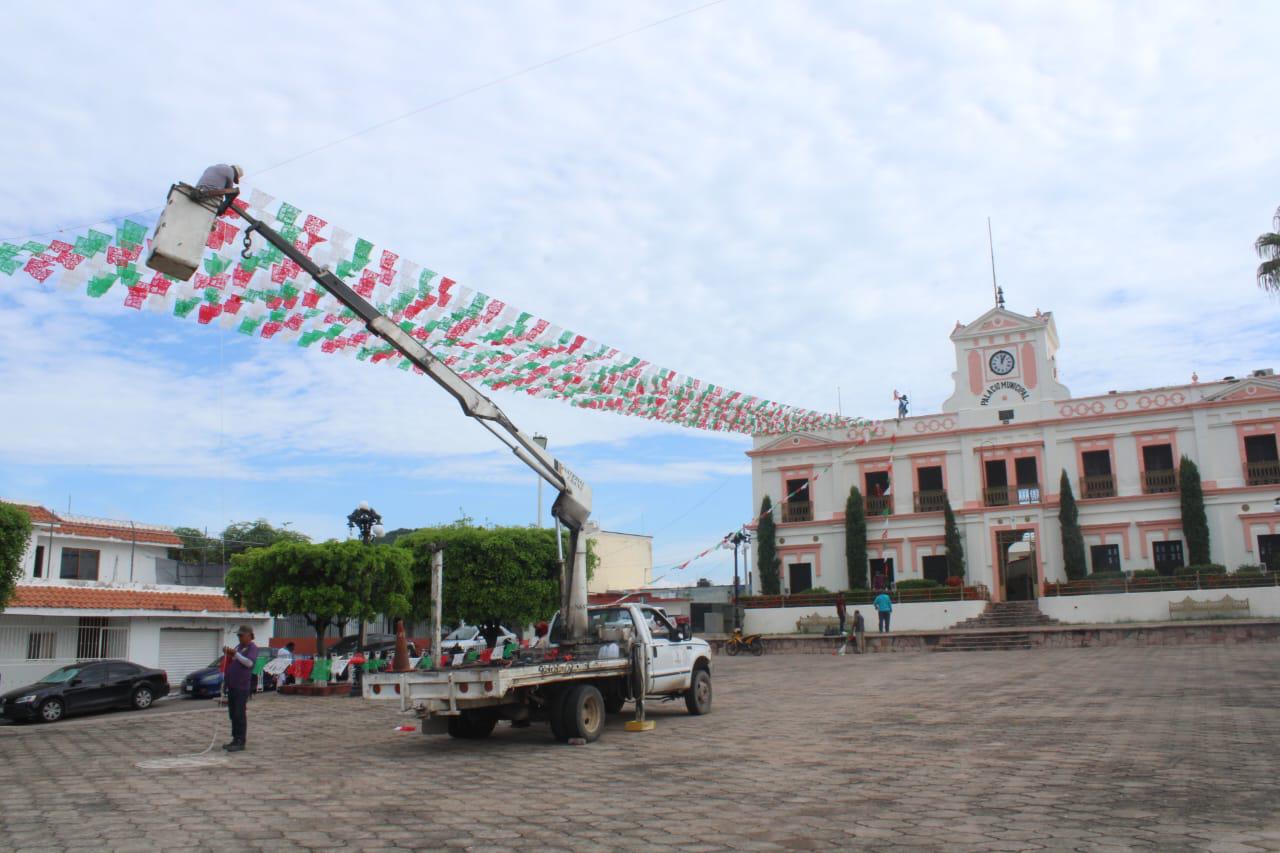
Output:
[748, 306, 1280, 601]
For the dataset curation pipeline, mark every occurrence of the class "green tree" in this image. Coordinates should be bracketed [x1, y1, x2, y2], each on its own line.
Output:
[1256, 206, 1280, 294]
[171, 519, 310, 564]
[844, 486, 868, 589]
[1058, 470, 1087, 581]
[1180, 456, 1211, 565]
[943, 495, 966, 580]
[396, 524, 564, 629]
[756, 496, 781, 595]
[0, 503, 33, 612]
[224, 540, 412, 657]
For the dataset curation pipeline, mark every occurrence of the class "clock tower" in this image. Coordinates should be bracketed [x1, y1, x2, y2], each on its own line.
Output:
[941, 306, 1070, 425]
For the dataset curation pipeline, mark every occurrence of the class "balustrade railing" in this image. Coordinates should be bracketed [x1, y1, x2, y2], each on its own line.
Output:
[781, 501, 813, 523]
[913, 490, 947, 513]
[1081, 473, 1116, 499]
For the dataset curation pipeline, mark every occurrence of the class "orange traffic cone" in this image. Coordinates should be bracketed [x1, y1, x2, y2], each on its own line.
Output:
[392, 617, 412, 672]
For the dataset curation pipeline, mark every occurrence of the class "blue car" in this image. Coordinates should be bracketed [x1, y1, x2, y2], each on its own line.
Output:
[180, 658, 227, 699]
[181, 651, 283, 698]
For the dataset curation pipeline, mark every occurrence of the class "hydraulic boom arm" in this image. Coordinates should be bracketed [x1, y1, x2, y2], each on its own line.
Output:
[147, 183, 593, 640]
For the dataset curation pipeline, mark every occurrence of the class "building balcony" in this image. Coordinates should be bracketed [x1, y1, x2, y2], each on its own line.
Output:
[1246, 460, 1280, 486]
[781, 501, 813, 523]
[1142, 468, 1179, 494]
[1080, 473, 1116, 499]
[984, 484, 1041, 507]
[864, 494, 891, 516]
[913, 490, 948, 513]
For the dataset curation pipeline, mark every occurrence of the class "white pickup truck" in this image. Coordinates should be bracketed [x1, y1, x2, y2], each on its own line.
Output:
[363, 602, 713, 743]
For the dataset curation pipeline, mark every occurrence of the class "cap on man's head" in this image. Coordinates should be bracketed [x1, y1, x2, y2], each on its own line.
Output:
[232, 164, 245, 182]
[236, 624, 254, 636]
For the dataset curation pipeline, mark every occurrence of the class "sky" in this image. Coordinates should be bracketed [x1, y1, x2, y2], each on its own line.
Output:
[1, 1, 1278, 584]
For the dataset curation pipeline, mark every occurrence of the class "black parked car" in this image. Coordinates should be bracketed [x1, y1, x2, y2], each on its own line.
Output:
[326, 634, 418, 658]
[0, 660, 170, 723]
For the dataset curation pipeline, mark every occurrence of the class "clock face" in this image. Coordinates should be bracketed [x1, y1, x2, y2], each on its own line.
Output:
[989, 350, 1016, 376]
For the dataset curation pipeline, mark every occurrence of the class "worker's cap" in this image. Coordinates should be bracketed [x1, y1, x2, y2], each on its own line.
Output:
[232, 164, 245, 181]
[236, 625, 254, 636]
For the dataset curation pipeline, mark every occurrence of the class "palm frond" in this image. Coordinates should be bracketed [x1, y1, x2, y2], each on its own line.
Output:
[1258, 257, 1280, 294]
[1256, 231, 1280, 260]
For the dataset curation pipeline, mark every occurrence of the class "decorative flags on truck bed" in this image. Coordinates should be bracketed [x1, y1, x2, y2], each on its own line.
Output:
[0, 189, 864, 435]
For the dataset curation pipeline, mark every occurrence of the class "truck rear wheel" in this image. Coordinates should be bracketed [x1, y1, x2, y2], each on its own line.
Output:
[560, 684, 605, 743]
[685, 666, 712, 715]
[447, 711, 497, 739]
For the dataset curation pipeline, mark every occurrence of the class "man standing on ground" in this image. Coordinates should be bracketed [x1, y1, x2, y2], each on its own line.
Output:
[835, 591, 847, 636]
[853, 608, 866, 653]
[873, 591, 893, 633]
[222, 625, 257, 752]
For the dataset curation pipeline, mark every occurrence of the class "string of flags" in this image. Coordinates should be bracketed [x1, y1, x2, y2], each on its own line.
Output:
[1, 189, 865, 436]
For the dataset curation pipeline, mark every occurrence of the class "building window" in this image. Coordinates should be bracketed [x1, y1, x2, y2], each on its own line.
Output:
[921, 555, 949, 584]
[26, 631, 57, 660]
[914, 466, 946, 512]
[864, 471, 891, 516]
[1080, 450, 1116, 498]
[869, 557, 895, 589]
[1244, 434, 1280, 486]
[1260, 535, 1280, 573]
[983, 460, 1009, 506]
[1142, 444, 1178, 493]
[60, 548, 100, 581]
[77, 617, 111, 659]
[1014, 457, 1040, 504]
[1090, 544, 1121, 572]
[782, 478, 813, 522]
[32, 544, 44, 578]
[1153, 541, 1184, 576]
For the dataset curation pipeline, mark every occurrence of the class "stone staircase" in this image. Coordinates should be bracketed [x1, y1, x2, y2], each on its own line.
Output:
[932, 601, 1060, 653]
[952, 600, 1061, 630]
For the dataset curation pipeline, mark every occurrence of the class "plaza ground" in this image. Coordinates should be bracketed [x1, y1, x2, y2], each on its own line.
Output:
[2, 645, 1279, 851]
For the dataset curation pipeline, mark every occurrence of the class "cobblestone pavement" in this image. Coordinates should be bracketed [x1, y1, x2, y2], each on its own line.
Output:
[2, 644, 1279, 852]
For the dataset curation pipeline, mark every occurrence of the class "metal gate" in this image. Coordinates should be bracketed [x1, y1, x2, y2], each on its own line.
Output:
[158, 629, 220, 682]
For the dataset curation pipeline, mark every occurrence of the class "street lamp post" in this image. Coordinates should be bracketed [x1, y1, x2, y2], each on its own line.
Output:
[346, 502, 384, 696]
[533, 434, 548, 527]
[727, 530, 751, 630]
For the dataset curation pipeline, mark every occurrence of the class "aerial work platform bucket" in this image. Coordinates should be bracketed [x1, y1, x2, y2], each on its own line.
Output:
[145, 184, 218, 282]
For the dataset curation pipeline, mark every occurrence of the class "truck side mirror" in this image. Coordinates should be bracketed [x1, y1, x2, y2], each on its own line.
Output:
[678, 624, 692, 641]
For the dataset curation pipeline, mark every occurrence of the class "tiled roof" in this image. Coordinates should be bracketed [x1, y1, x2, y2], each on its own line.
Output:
[3, 501, 58, 523]
[11, 585, 245, 613]
[0, 500, 183, 547]
[52, 521, 183, 547]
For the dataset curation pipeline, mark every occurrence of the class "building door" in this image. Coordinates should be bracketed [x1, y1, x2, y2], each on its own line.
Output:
[1153, 541, 1185, 576]
[868, 558, 894, 590]
[788, 563, 813, 594]
[158, 629, 221, 684]
[922, 555, 949, 585]
[996, 530, 1037, 601]
[1259, 535, 1280, 573]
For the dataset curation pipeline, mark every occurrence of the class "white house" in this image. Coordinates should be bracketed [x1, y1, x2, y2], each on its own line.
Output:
[748, 305, 1280, 600]
[1, 501, 272, 688]
[584, 522, 654, 594]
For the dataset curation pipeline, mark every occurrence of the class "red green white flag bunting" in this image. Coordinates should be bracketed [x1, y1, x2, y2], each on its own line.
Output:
[2, 190, 867, 436]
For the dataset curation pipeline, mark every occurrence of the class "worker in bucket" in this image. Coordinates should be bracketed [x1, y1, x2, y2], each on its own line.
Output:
[221, 625, 258, 752]
[193, 163, 244, 212]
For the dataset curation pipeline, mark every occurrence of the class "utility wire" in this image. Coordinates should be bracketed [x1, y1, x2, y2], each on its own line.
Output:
[0, 0, 729, 245]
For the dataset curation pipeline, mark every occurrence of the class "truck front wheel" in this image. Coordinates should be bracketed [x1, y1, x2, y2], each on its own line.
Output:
[685, 666, 712, 715]
[560, 684, 605, 743]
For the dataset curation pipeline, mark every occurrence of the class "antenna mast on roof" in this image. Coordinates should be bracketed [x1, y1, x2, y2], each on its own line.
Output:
[988, 217, 1004, 308]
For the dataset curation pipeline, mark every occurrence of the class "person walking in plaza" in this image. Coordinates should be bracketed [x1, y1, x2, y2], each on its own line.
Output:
[853, 608, 866, 653]
[835, 591, 847, 636]
[222, 625, 258, 752]
[873, 591, 893, 633]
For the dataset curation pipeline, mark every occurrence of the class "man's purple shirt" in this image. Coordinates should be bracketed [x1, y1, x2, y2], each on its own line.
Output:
[225, 641, 258, 691]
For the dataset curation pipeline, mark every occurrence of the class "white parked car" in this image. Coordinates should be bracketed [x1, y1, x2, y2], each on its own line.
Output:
[440, 624, 517, 656]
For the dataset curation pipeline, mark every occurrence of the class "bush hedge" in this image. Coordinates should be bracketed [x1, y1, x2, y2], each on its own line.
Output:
[895, 579, 942, 590]
[1234, 565, 1263, 577]
[1130, 569, 1161, 578]
[1086, 570, 1126, 580]
[1175, 563, 1226, 576]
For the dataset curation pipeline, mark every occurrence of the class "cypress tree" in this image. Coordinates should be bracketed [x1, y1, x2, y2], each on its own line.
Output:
[757, 496, 781, 595]
[1059, 470, 1087, 580]
[943, 495, 966, 580]
[1180, 456, 1211, 565]
[845, 486, 868, 589]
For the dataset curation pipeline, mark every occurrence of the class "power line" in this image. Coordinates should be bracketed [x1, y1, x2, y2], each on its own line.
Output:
[0, 0, 729, 246]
